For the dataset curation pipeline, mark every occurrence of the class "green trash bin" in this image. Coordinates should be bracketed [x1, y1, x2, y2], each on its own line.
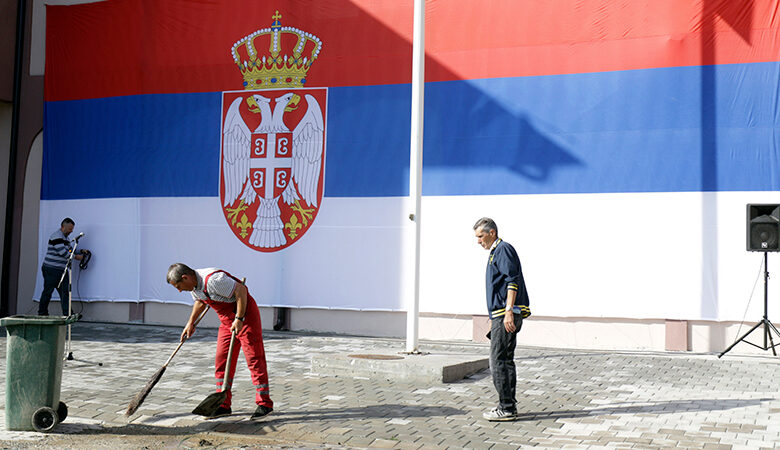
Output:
[0, 314, 79, 431]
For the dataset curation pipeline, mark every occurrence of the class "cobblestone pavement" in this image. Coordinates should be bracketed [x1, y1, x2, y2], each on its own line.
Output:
[0, 322, 779, 449]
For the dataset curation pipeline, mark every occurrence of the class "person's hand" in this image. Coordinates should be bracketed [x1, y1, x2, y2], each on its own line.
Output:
[231, 318, 244, 335]
[181, 323, 196, 342]
[503, 310, 516, 333]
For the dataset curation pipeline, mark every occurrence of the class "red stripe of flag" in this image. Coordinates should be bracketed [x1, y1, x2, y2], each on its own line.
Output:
[45, 0, 779, 101]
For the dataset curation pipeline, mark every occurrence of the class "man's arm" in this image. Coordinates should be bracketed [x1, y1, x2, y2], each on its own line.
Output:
[48, 239, 71, 260]
[497, 246, 521, 333]
[181, 300, 208, 342]
[503, 288, 517, 333]
[230, 282, 248, 334]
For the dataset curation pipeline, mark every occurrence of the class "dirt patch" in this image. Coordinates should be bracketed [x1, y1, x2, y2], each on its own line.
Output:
[0, 431, 351, 449]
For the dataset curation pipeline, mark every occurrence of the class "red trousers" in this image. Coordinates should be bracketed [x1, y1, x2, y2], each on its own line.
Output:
[204, 293, 273, 409]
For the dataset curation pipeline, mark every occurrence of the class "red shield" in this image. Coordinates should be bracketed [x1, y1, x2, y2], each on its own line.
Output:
[219, 88, 327, 252]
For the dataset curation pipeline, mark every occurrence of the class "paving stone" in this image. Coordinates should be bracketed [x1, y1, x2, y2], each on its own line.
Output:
[367, 438, 397, 448]
[392, 442, 422, 450]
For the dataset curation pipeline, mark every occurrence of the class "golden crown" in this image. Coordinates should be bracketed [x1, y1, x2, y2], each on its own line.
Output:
[231, 11, 322, 90]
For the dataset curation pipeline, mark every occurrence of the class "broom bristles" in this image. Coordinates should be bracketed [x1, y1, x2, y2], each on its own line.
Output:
[125, 366, 166, 416]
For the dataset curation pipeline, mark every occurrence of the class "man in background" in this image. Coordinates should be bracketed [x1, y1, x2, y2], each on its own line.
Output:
[39, 217, 84, 316]
[474, 217, 531, 421]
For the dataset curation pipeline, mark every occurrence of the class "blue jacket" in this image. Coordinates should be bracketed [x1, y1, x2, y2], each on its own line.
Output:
[486, 239, 531, 319]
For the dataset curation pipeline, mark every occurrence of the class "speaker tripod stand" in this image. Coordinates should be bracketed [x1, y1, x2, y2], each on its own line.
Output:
[56, 237, 102, 366]
[719, 252, 780, 358]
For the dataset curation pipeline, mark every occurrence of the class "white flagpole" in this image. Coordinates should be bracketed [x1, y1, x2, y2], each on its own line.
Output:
[406, 0, 425, 354]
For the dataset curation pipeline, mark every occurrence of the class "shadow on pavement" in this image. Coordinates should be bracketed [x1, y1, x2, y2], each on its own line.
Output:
[516, 397, 775, 422]
[67, 404, 465, 437]
[262, 404, 466, 424]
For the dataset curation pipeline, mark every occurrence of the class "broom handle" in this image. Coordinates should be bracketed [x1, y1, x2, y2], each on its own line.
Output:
[221, 330, 237, 393]
[220, 276, 245, 392]
[162, 304, 211, 368]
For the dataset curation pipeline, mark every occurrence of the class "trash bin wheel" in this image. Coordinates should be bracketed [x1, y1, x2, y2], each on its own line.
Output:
[57, 401, 68, 422]
[31, 407, 59, 432]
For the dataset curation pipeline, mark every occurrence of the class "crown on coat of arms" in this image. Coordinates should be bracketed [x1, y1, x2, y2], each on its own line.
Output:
[231, 11, 322, 90]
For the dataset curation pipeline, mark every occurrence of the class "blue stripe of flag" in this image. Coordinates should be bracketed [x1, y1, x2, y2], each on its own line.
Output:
[42, 61, 780, 200]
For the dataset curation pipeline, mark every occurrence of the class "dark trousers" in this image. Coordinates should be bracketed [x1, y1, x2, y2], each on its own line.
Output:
[39, 265, 69, 316]
[489, 314, 523, 413]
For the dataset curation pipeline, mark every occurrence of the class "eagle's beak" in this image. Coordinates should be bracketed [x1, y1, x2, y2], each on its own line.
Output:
[285, 94, 301, 112]
[247, 96, 260, 113]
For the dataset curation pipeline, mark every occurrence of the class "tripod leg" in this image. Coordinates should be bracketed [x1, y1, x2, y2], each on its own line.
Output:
[718, 320, 763, 358]
[765, 321, 777, 356]
[67, 266, 72, 357]
[767, 320, 780, 339]
[765, 320, 780, 353]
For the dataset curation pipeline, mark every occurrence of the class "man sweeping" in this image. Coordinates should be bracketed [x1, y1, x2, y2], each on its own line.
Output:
[167, 263, 273, 420]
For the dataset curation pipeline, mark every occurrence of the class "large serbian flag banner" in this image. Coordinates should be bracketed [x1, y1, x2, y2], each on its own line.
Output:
[40, 0, 780, 321]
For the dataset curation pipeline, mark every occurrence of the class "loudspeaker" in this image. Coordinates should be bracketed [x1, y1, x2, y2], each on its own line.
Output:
[747, 204, 780, 252]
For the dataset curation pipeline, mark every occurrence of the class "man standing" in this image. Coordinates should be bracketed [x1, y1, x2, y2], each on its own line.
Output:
[39, 218, 84, 316]
[167, 263, 273, 420]
[474, 217, 531, 421]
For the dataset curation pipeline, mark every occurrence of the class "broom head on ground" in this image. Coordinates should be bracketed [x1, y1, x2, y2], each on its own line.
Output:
[125, 365, 166, 416]
[124, 303, 213, 416]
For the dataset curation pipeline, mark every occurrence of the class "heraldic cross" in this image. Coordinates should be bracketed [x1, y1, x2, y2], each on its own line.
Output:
[249, 131, 292, 200]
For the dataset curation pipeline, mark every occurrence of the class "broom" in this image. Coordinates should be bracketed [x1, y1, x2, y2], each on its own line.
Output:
[125, 305, 211, 416]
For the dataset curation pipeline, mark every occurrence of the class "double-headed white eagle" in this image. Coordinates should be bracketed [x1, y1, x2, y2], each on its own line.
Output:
[222, 92, 324, 248]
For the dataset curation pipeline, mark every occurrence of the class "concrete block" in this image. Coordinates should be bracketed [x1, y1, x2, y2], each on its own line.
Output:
[311, 351, 488, 384]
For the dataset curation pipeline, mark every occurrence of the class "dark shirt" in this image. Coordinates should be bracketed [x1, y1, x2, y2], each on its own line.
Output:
[486, 238, 531, 319]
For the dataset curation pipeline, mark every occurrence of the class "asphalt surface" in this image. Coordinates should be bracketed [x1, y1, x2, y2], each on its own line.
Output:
[0, 321, 779, 449]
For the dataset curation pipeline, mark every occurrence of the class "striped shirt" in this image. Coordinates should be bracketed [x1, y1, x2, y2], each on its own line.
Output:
[42, 229, 72, 270]
[190, 268, 237, 303]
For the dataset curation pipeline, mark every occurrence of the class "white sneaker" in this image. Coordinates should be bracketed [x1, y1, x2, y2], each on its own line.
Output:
[482, 407, 517, 421]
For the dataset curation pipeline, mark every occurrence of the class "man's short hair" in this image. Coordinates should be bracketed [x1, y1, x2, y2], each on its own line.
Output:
[473, 217, 498, 236]
[61, 217, 75, 227]
[167, 263, 196, 284]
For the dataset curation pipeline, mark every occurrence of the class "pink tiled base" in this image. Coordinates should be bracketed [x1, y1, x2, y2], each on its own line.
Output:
[472, 315, 490, 343]
[665, 319, 688, 351]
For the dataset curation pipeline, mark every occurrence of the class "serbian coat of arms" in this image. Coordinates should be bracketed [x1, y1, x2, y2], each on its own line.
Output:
[220, 12, 326, 252]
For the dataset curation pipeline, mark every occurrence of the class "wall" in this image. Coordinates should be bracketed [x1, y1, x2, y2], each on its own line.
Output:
[16, 130, 41, 315]
[47, 299, 777, 355]
[0, 102, 11, 302]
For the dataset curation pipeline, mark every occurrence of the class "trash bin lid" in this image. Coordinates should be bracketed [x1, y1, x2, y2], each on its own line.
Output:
[0, 315, 71, 327]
